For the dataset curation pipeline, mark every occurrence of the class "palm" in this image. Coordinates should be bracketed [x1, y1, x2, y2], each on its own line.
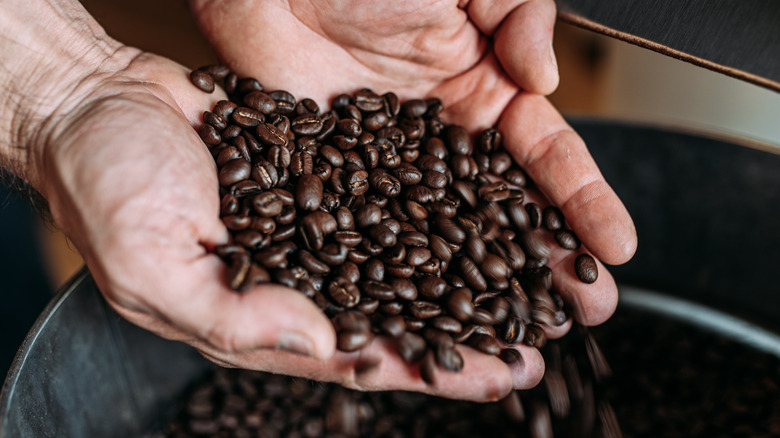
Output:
[185, 0, 637, 398]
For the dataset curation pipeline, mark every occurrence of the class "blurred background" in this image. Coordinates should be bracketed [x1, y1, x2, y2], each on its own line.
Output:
[3, 0, 780, 377]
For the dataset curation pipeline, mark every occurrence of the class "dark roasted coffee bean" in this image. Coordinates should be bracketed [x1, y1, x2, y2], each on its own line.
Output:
[231, 107, 265, 128]
[316, 243, 349, 266]
[227, 252, 252, 290]
[369, 169, 401, 197]
[380, 315, 406, 338]
[431, 316, 462, 334]
[519, 230, 551, 262]
[523, 324, 546, 348]
[477, 128, 502, 154]
[296, 174, 324, 211]
[334, 206, 355, 231]
[413, 276, 446, 301]
[332, 310, 371, 333]
[469, 333, 502, 356]
[434, 215, 466, 244]
[464, 235, 487, 264]
[198, 64, 230, 79]
[219, 158, 251, 186]
[408, 301, 441, 319]
[447, 288, 474, 322]
[421, 170, 448, 189]
[337, 330, 372, 352]
[354, 89, 384, 112]
[333, 231, 362, 248]
[388, 278, 416, 301]
[216, 145, 242, 167]
[435, 344, 464, 373]
[243, 91, 276, 114]
[480, 253, 511, 282]
[379, 301, 404, 316]
[444, 125, 473, 155]
[525, 202, 543, 228]
[291, 114, 323, 136]
[575, 253, 599, 284]
[190, 70, 215, 92]
[222, 214, 251, 231]
[428, 234, 453, 263]
[337, 261, 361, 284]
[198, 123, 222, 146]
[290, 151, 314, 176]
[363, 280, 394, 300]
[256, 122, 287, 146]
[555, 229, 581, 250]
[362, 111, 389, 131]
[459, 256, 487, 292]
[299, 249, 331, 275]
[236, 77, 263, 94]
[369, 223, 396, 247]
[489, 152, 513, 176]
[405, 246, 431, 266]
[356, 298, 379, 314]
[397, 332, 427, 364]
[300, 211, 338, 250]
[503, 317, 525, 345]
[328, 276, 361, 308]
[542, 206, 565, 231]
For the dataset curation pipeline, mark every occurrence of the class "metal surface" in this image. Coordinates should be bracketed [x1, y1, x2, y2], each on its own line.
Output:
[0, 268, 211, 438]
[556, 0, 780, 92]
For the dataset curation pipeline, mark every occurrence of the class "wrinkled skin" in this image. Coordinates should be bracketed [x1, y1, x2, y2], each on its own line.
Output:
[1, 0, 635, 402]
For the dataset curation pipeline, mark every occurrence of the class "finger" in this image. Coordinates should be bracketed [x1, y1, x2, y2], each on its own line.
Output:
[198, 335, 523, 402]
[467, 0, 559, 95]
[549, 250, 617, 326]
[136, 255, 337, 361]
[498, 93, 637, 266]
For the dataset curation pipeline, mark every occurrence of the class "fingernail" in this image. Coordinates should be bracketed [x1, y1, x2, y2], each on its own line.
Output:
[275, 331, 314, 357]
[549, 40, 558, 69]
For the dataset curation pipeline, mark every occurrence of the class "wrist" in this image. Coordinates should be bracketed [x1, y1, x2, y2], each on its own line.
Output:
[0, 0, 126, 193]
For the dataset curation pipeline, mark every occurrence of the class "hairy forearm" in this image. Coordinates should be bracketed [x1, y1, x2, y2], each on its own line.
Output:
[0, 0, 123, 192]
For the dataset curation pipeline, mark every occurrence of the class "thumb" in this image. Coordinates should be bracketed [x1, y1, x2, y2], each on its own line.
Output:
[158, 256, 337, 361]
[493, 0, 560, 95]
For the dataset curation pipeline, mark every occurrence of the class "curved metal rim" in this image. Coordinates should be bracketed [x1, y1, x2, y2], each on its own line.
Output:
[0, 266, 90, 434]
[618, 285, 780, 359]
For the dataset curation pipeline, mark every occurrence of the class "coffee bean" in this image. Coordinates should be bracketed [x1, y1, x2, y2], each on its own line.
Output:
[555, 229, 581, 250]
[219, 158, 251, 186]
[575, 254, 598, 284]
[391, 278, 418, 300]
[354, 90, 384, 112]
[328, 276, 361, 308]
[337, 330, 372, 352]
[469, 333, 502, 356]
[417, 275, 447, 299]
[296, 174, 324, 211]
[525, 203, 543, 229]
[447, 288, 474, 322]
[231, 107, 265, 128]
[397, 332, 427, 364]
[190, 70, 215, 93]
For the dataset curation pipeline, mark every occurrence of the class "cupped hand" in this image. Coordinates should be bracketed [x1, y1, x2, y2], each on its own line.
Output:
[188, 0, 637, 397]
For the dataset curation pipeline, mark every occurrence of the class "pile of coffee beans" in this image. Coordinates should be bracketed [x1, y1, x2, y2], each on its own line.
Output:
[154, 324, 618, 438]
[592, 308, 780, 437]
[190, 65, 598, 379]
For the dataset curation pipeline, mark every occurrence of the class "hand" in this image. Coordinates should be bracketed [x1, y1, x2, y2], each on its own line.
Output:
[189, 0, 637, 398]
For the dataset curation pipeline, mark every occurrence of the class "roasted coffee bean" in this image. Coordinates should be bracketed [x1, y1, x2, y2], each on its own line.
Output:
[415, 275, 446, 300]
[328, 276, 361, 308]
[447, 288, 474, 322]
[296, 174, 324, 211]
[219, 158, 251, 187]
[300, 211, 337, 250]
[405, 246, 431, 266]
[256, 122, 287, 147]
[503, 317, 526, 345]
[575, 254, 598, 284]
[469, 333, 502, 356]
[198, 123, 222, 145]
[316, 243, 349, 266]
[445, 125, 473, 155]
[431, 316, 462, 334]
[243, 91, 276, 114]
[363, 280, 394, 300]
[190, 70, 215, 92]
[519, 230, 551, 262]
[369, 169, 401, 197]
[231, 107, 265, 128]
[354, 89, 384, 112]
[380, 315, 406, 338]
[380, 301, 404, 315]
[337, 330, 372, 352]
[525, 203, 543, 228]
[555, 229, 581, 250]
[408, 301, 442, 319]
[542, 206, 565, 231]
[390, 278, 417, 301]
[523, 324, 546, 347]
[489, 152, 513, 176]
[397, 332, 427, 364]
